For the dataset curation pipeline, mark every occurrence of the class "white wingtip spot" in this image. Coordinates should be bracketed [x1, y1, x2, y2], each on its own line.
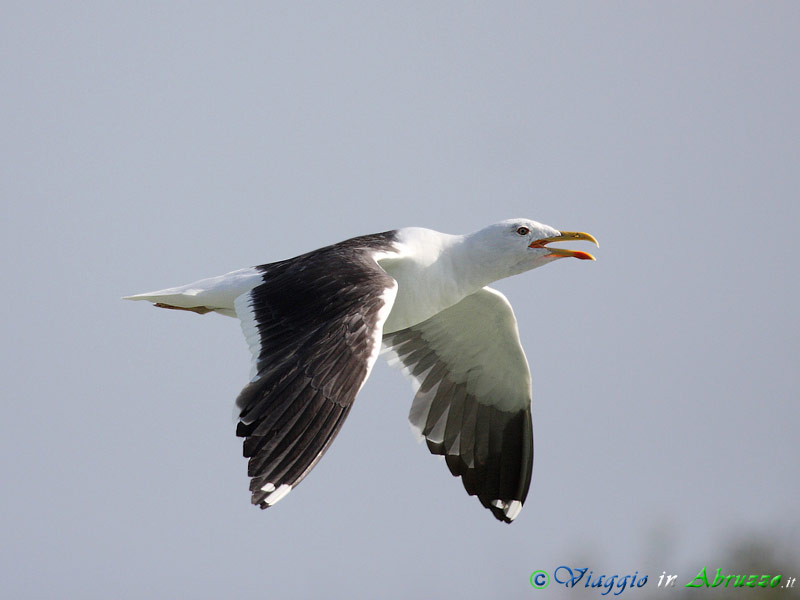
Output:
[260, 482, 276, 493]
[506, 500, 523, 521]
[264, 483, 292, 506]
[491, 498, 523, 521]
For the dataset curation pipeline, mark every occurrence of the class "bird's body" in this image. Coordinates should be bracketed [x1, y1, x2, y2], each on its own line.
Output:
[126, 219, 597, 522]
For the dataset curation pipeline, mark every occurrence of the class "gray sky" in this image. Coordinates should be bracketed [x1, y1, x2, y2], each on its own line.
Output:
[2, 2, 798, 598]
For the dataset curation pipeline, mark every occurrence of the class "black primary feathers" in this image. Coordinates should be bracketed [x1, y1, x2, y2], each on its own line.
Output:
[234, 232, 398, 507]
[382, 291, 533, 523]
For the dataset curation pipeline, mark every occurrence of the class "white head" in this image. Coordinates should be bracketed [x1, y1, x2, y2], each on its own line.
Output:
[464, 218, 599, 281]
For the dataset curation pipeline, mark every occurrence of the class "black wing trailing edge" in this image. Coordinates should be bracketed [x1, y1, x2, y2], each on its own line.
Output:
[383, 288, 533, 523]
[233, 233, 398, 509]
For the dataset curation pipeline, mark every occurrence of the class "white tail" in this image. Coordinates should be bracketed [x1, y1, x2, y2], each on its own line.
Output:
[124, 267, 263, 318]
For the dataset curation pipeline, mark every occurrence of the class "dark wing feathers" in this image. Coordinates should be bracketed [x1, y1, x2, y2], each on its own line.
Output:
[383, 287, 533, 523]
[229, 232, 531, 523]
[233, 234, 397, 509]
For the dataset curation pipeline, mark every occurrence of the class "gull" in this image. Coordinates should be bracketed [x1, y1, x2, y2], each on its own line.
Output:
[125, 219, 598, 522]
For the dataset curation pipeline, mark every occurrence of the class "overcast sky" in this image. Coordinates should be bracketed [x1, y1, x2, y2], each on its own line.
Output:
[2, 2, 799, 598]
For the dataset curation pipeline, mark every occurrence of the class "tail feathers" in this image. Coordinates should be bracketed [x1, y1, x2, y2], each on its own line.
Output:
[123, 267, 264, 318]
[123, 285, 203, 306]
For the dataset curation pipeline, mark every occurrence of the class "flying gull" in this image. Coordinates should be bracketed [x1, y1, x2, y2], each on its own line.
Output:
[125, 219, 597, 523]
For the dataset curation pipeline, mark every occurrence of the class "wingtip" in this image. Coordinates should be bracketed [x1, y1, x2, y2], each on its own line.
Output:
[490, 498, 523, 523]
[252, 482, 293, 509]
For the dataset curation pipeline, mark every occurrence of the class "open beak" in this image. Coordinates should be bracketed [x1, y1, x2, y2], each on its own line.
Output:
[529, 231, 599, 261]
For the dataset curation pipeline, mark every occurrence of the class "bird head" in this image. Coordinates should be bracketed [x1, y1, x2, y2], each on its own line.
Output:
[469, 219, 599, 279]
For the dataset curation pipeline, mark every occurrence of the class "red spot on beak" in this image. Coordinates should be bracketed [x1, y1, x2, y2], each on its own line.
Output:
[571, 251, 595, 261]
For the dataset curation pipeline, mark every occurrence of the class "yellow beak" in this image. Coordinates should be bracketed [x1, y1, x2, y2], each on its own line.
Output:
[528, 231, 599, 261]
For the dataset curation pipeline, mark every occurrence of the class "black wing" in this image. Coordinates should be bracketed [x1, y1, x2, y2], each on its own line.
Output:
[233, 233, 397, 508]
[383, 287, 533, 523]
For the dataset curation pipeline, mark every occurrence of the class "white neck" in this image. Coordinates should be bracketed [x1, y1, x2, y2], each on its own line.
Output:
[379, 227, 516, 333]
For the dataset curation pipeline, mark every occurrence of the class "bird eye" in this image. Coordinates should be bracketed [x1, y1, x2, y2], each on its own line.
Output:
[516, 226, 530, 236]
